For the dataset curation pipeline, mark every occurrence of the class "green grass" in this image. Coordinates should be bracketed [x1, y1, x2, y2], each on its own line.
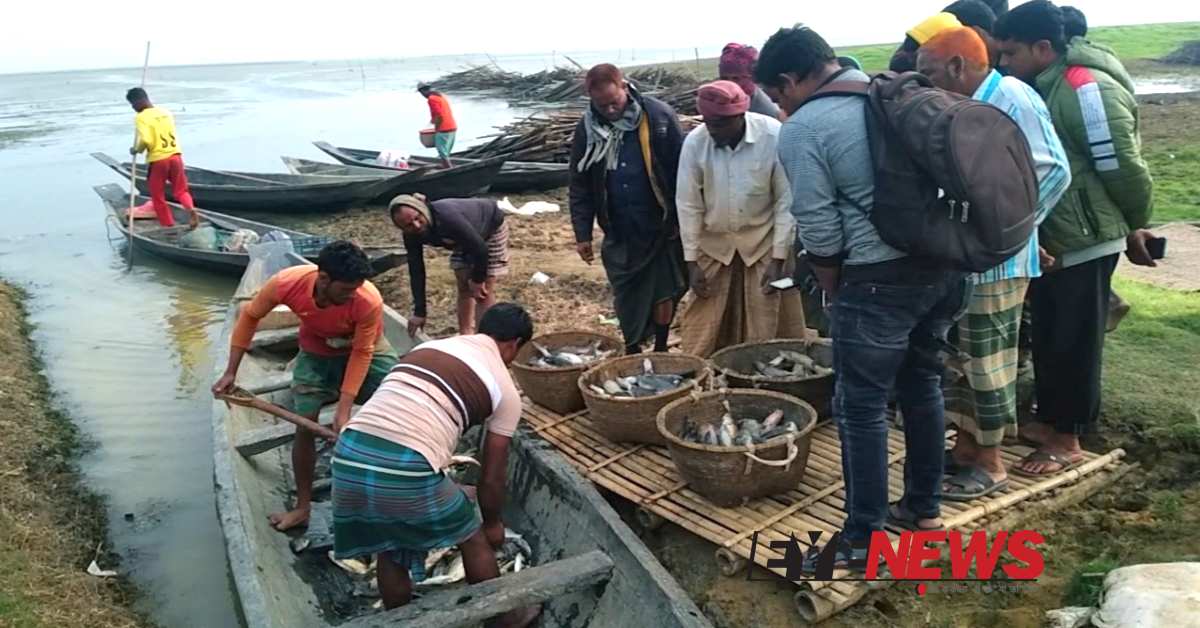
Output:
[640, 21, 1200, 78]
[1063, 557, 1121, 607]
[1088, 22, 1200, 62]
[1102, 276, 1200, 451]
[1143, 147, 1200, 224]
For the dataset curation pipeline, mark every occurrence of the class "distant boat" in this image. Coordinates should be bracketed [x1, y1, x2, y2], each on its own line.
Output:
[311, 142, 568, 192]
[95, 183, 404, 276]
[92, 152, 504, 214]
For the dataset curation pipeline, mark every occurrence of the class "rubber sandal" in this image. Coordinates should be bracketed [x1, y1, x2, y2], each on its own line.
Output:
[942, 467, 1009, 502]
[1011, 450, 1084, 478]
[886, 503, 944, 532]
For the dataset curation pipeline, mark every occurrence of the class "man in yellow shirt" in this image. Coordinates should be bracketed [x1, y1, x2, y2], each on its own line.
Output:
[127, 88, 198, 229]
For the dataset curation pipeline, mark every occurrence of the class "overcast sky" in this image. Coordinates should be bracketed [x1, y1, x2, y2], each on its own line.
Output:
[3, 0, 1197, 74]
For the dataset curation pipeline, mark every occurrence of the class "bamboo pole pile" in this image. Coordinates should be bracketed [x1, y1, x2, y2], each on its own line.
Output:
[459, 110, 702, 163]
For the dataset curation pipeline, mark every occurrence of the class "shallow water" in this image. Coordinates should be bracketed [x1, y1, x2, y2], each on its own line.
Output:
[0, 50, 690, 627]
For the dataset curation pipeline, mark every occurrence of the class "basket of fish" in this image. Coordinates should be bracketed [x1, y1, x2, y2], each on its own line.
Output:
[512, 332, 623, 415]
[657, 389, 818, 507]
[578, 353, 711, 445]
[709, 338, 835, 418]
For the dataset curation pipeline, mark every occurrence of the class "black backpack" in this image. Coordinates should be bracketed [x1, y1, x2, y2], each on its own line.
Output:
[805, 71, 1039, 273]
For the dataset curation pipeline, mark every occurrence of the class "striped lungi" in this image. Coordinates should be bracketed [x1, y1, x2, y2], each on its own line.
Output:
[449, 221, 510, 277]
[331, 429, 480, 580]
[945, 277, 1030, 446]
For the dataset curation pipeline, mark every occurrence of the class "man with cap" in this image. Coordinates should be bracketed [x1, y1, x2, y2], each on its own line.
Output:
[890, 0, 999, 72]
[718, 43, 782, 120]
[675, 81, 804, 357]
[418, 83, 457, 168]
[389, 194, 509, 336]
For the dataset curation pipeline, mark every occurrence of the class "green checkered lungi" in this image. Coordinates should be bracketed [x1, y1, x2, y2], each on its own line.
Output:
[945, 277, 1030, 446]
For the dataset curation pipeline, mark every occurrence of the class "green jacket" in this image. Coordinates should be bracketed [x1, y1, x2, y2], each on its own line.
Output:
[1035, 39, 1154, 256]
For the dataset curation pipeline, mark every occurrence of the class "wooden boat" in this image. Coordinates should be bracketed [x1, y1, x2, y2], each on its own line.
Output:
[212, 257, 711, 628]
[92, 152, 504, 214]
[95, 183, 404, 276]
[311, 142, 568, 192]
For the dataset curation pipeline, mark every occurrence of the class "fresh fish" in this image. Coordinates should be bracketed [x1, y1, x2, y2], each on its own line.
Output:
[718, 414, 737, 447]
[680, 417, 698, 442]
[527, 339, 612, 368]
[761, 409, 785, 431]
[643, 358, 654, 374]
[762, 421, 800, 442]
[589, 384, 608, 396]
[424, 547, 454, 572]
[699, 424, 719, 446]
[735, 431, 756, 447]
[327, 551, 371, 576]
[738, 419, 762, 443]
[602, 380, 624, 395]
[421, 553, 465, 586]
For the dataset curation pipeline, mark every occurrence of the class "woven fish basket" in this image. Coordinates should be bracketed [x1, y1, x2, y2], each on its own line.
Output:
[577, 353, 712, 445]
[709, 338, 835, 418]
[657, 389, 818, 507]
[511, 331, 623, 415]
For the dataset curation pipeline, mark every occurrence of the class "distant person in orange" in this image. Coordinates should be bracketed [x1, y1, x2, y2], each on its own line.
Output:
[126, 88, 199, 229]
[418, 83, 457, 168]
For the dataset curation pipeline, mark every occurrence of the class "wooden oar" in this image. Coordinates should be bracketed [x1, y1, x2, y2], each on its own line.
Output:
[127, 41, 151, 270]
[218, 386, 338, 442]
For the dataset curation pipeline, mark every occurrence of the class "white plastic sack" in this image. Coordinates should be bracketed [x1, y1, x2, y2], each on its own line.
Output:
[1092, 563, 1200, 628]
[223, 228, 261, 253]
[237, 239, 298, 299]
[497, 197, 560, 216]
[376, 149, 410, 170]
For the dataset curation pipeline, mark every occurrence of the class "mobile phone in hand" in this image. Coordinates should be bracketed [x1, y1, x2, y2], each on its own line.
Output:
[1147, 237, 1167, 260]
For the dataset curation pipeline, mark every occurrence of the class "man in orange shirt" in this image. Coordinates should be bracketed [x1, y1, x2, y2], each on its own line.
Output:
[212, 241, 399, 531]
[127, 87, 199, 229]
[418, 83, 457, 168]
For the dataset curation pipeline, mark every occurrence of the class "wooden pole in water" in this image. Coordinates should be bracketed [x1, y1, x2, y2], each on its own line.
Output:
[127, 41, 151, 270]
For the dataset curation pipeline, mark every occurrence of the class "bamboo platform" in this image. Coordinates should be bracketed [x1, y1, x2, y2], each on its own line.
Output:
[520, 401, 1129, 623]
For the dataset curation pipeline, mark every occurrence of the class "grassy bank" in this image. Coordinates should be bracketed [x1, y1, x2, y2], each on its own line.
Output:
[644, 21, 1200, 76]
[0, 282, 146, 628]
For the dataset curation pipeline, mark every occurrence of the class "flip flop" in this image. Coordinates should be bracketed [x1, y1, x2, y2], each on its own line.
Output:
[1011, 450, 1084, 478]
[942, 467, 1009, 502]
[886, 503, 945, 532]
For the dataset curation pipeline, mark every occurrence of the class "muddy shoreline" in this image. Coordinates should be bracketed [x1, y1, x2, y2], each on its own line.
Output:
[0, 281, 148, 627]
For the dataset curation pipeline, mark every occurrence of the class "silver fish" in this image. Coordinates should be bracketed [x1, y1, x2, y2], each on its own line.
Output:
[643, 358, 654, 374]
[699, 424, 719, 446]
[589, 384, 608, 396]
[738, 419, 763, 443]
[602, 379, 625, 395]
[718, 414, 737, 447]
[327, 551, 371, 576]
[761, 409, 785, 431]
[421, 553, 465, 586]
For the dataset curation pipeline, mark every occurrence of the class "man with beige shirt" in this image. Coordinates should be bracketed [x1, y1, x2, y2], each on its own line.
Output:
[675, 80, 805, 357]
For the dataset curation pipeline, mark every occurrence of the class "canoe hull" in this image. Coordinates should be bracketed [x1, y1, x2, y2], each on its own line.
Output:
[312, 142, 565, 192]
[210, 259, 709, 627]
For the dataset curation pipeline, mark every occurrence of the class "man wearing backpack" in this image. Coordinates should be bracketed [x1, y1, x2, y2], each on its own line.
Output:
[916, 26, 1071, 499]
[758, 26, 967, 565]
[994, 1, 1156, 477]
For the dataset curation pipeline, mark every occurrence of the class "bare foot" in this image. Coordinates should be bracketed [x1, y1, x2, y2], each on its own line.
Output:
[489, 605, 542, 628]
[269, 506, 311, 531]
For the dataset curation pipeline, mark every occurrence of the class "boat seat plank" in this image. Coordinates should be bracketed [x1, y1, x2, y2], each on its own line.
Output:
[249, 327, 300, 351]
[341, 550, 614, 628]
[233, 404, 350, 457]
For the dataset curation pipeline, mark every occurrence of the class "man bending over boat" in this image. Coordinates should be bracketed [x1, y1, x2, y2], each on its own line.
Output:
[331, 302, 540, 627]
[390, 193, 509, 337]
[126, 87, 199, 230]
[212, 241, 399, 531]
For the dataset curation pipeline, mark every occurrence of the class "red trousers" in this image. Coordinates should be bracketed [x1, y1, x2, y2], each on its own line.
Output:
[147, 154, 194, 227]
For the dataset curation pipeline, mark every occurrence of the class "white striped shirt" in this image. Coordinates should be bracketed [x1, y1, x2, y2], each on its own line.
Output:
[971, 70, 1072, 285]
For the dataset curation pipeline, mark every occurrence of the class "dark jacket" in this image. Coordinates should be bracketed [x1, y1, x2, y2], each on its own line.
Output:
[404, 198, 504, 317]
[568, 94, 686, 244]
